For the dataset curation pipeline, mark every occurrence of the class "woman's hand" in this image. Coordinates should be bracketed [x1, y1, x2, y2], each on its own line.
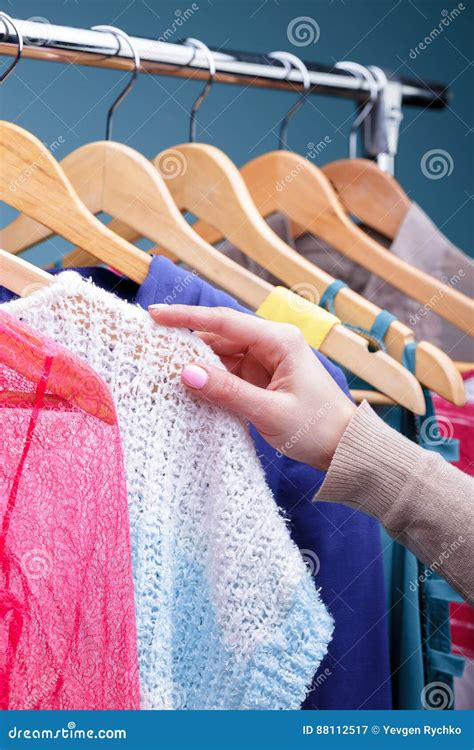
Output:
[149, 305, 356, 471]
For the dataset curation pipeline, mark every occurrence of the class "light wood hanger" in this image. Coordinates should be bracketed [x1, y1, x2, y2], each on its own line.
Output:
[0, 23, 149, 282]
[321, 158, 411, 241]
[0, 246, 51, 296]
[0, 121, 151, 282]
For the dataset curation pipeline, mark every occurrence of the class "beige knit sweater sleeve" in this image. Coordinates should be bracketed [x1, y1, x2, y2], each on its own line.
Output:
[316, 401, 474, 605]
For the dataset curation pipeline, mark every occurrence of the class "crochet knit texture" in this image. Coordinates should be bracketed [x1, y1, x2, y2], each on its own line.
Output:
[3, 273, 333, 710]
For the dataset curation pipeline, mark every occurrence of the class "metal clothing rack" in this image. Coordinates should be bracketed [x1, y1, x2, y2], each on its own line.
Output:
[0, 17, 450, 170]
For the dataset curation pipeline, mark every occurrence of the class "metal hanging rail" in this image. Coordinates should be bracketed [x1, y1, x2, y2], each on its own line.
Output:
[0, 17, 449, 108]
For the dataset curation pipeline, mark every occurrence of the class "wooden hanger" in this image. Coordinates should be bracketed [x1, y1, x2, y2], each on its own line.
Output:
[0, 248, 116, 423]
[0, 121, 151, 283]
[322, 158, 411, 241]
[0, 246, 51, 296]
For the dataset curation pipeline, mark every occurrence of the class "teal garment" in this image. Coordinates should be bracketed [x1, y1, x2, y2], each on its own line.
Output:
[377, 406, 426, 710]
[401, 343, 464, 708]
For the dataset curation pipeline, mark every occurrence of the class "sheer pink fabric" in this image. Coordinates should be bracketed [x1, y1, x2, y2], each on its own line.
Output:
[0, 311, 140, 709]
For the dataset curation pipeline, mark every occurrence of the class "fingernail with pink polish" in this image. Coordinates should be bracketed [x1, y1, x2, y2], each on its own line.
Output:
[148, 304, 168, 315]
[182, 364, 208, 389]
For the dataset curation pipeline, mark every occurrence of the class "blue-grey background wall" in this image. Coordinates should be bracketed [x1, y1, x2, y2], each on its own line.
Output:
[1, 0, 473, 266]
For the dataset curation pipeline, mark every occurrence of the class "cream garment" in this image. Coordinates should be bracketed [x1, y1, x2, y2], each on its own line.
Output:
[2, 273, 333, 710]
[218, 205, 474, 360]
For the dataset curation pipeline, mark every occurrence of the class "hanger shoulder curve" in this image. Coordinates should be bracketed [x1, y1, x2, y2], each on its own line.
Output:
[416, 341, 466, 406]
[322, 158, 411, 240]
[0, 142, 106, 253]
[153, 143, 326, 283]
[84, 140, 272, 309]
[0, 122, 150, 283]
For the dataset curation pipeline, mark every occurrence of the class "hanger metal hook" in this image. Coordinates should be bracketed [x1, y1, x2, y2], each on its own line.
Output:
[334, 61, 379, 158]
[368, 65, 388, 92]
[268, 51, 311, 150]
[91, 25, 141, 141]
[0, 13, 24, 84]
[183, 38, 216, 143]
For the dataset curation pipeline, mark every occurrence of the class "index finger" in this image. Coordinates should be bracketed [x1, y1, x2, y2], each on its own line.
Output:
[148, 304, 279, 349]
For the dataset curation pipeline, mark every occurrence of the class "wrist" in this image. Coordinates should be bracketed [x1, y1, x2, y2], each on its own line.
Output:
[310, 401, 357, 472]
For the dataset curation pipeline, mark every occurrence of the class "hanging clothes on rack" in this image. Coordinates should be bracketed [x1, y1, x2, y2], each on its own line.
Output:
[1, 272, 334, 710]
[0, 10, 471, 716]
[0, 311, 140, 710]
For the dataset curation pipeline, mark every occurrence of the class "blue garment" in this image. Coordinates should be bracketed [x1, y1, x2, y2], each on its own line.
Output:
[0, 260, 391, 709]
[136, 256, 391, 710]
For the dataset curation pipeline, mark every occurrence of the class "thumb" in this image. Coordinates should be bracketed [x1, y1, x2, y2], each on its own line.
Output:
[181, 363, 277, 424]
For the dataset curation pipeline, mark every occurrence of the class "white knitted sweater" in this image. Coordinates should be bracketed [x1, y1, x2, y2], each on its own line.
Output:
[3, 273, 333, 710]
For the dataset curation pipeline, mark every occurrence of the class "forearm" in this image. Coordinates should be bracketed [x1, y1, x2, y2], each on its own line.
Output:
[316, 401, 474, 605]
